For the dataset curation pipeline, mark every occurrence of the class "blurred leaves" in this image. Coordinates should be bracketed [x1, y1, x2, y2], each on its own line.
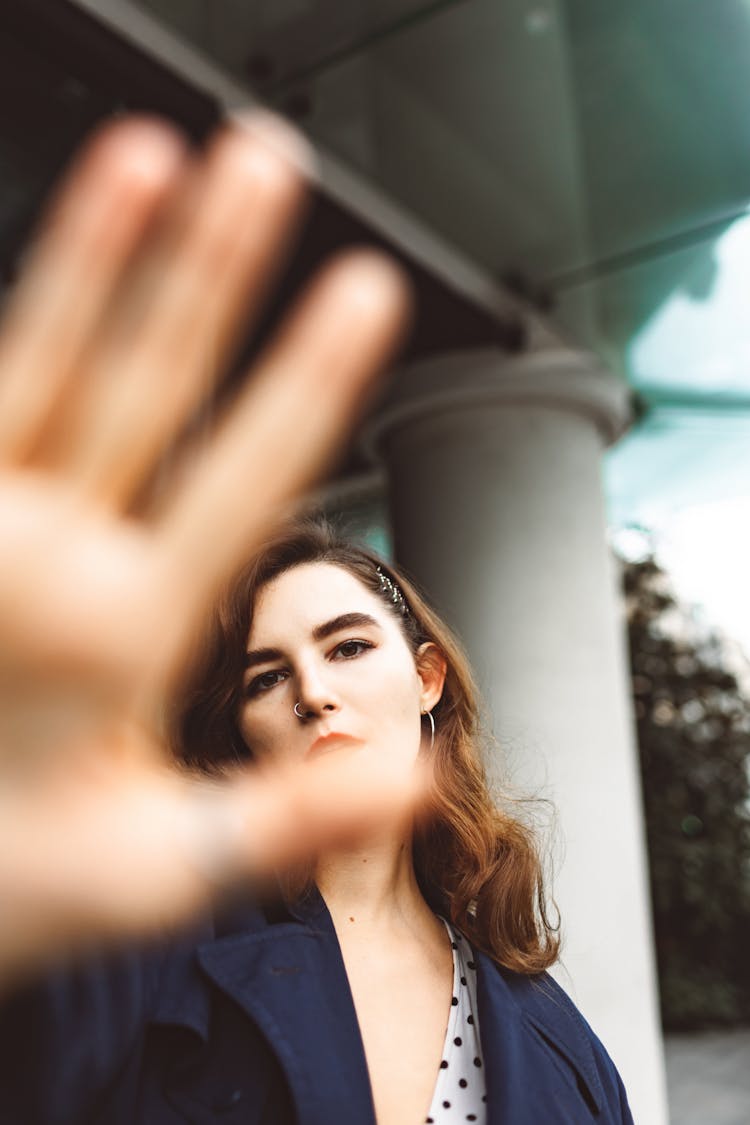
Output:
[624, 555, 750, 1030]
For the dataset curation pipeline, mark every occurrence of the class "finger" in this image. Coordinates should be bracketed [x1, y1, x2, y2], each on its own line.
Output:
[0, 749, 423, 980]
[0, 119, 187, 464]
[155, 250, 411, 671]
[53, 115, 312, 509]
[220, 750, 426, 880]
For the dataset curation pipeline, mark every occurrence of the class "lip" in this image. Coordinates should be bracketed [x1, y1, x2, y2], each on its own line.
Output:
[306, 732, 360, 758]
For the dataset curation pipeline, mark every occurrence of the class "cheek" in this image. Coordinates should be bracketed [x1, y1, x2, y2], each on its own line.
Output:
[236, 704, 289, 761]
[236, 707, 259, 754]
[395, 653, 423, 707]
[364, 652, 423, 732]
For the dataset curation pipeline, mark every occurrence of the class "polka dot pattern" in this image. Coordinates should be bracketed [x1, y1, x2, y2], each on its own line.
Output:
[425, 921, 486, 1124]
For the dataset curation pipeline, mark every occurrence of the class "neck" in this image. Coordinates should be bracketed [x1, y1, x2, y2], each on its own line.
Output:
[314, 830, 433, 934]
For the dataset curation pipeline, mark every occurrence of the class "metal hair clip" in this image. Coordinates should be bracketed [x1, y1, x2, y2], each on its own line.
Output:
[376, 565, 409, 616]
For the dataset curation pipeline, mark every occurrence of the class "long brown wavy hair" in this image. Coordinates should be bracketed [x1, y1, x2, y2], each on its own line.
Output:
[173, 518, 559, 975]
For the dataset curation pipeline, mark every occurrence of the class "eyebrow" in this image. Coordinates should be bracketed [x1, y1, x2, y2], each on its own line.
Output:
[313, 612, 380, 642]
[244, 612, 381, 669]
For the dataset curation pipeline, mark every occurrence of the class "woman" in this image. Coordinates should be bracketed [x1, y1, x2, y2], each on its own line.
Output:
[2, 518, 633, 1125]
[167, 517, 633, 1125]
[0, 115, 631, 1124]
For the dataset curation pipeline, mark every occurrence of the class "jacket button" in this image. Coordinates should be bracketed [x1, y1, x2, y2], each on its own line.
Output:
[212, 1087, 243, 1112]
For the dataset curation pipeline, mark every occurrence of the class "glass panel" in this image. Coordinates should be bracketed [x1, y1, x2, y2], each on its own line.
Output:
[270, 0, 591, 281]
[130, 0, 466, 91]
[130, 0, 750, 398]
[560, 1, 750, 266]
[270, 0, 750, 324]
[130, 2, 750, 294]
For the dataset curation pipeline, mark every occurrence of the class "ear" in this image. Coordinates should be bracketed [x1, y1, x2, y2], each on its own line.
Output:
[416, 642, 447, 712]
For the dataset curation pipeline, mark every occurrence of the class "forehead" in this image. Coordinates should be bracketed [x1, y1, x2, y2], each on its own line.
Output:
[249, 561, 387, 642]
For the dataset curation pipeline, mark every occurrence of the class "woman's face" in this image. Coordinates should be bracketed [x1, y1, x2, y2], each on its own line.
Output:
[238, 561, 443, 768]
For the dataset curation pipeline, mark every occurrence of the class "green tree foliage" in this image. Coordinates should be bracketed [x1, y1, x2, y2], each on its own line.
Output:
[624, 557, 750, 1029]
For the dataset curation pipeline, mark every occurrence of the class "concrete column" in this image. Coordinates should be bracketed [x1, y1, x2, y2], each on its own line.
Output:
[364, 348, 668, 1125]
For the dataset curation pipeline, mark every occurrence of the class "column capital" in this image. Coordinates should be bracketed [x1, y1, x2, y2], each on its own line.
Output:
[363, 347, 632, 460]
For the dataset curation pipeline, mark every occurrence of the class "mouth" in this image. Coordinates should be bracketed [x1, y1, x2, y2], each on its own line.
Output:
[306, 732, 360, 759]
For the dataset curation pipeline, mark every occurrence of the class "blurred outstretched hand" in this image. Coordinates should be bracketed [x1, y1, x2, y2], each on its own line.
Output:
[0, 114, 412, 979]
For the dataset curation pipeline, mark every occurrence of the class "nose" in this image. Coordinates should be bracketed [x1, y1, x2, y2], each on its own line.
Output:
[294, 665, 340, 722]
[294, 700, 336, 721]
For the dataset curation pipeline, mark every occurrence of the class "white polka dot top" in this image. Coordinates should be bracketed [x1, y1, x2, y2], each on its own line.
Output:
[425, 921, 487, 1124]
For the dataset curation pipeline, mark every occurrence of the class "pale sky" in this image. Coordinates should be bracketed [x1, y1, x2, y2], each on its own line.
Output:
[606, 208, 750, 657]
[653, 501, 750, 660]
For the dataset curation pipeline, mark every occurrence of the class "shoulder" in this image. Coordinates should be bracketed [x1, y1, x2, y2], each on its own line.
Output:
[477, 955, 634, 1124]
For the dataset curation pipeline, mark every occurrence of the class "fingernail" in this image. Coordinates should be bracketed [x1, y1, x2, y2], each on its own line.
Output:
[96, 117, 187, 175]
[229, 107, 317, 181]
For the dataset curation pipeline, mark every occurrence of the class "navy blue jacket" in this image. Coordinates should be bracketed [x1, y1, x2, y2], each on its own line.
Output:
[0, 889, 633, 1124]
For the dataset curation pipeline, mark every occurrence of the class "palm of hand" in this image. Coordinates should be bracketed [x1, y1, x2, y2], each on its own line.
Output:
[0, 475, 172, 750]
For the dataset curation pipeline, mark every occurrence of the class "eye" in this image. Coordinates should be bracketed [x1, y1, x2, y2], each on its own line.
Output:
[245, 668, 289, 698]
[332, 638, 374, 660]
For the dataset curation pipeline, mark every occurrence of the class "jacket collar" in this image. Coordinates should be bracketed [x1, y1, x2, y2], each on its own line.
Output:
[148, 890, 325, 1042]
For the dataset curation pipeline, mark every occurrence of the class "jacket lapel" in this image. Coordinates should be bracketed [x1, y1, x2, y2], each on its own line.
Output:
[476, 952, 605, 1124]
[152, 896, 610, 1125]
[197, 901, 376, 1125]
